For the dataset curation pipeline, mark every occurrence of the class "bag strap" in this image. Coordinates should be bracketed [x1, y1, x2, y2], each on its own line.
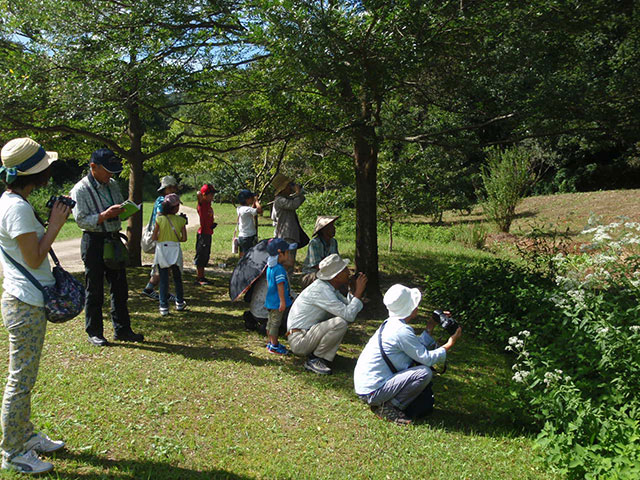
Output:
[165, 215, 181, 242]
[378, 321, 398, 374]
[17, 196, 61, 267]
[0, 246, 45, 293]
[85, 179, 108, 233]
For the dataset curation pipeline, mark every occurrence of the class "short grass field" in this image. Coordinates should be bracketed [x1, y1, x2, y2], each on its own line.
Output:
[6, 190, 635, 478]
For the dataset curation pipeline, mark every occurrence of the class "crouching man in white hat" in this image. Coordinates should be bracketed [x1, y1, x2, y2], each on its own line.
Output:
[286, 254, 367, 375]
[353, 284, 462, 425]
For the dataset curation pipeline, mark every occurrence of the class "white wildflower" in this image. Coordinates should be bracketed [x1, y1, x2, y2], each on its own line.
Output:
[593, 232, 612, 242]
[512, 371, 530, 383]
[630, 326, 640, 334]
[519, 330, 531, 337]
[508, 336, 519, 346]
[597, 327, 609, 335]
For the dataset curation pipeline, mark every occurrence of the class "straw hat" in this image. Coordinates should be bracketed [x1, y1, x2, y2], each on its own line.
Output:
[313, 215, 339, 236]
[316, 254, 350, 281]
[0, 137, 58, 183]
[272, 173, 292, 196]
[383, 284, 422, 319]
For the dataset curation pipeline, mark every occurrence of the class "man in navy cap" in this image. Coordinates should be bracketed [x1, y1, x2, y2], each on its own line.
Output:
[70, 148, 144, 346]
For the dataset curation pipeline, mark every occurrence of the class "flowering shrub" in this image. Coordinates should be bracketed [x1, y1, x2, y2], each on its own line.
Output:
[507, 219, 640, 479]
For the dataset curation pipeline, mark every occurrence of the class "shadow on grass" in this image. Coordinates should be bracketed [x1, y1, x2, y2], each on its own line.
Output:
[122, 263, 531, 439]
[53, 450, 254, 480]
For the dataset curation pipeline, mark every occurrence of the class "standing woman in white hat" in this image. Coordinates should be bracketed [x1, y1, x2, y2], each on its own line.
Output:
[0, 138, 71, 474]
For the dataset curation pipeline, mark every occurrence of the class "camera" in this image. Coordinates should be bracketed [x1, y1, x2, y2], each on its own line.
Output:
[46, 195, 76, 209]
[178, 212, 188, 225]
[432, 309, 460, 335]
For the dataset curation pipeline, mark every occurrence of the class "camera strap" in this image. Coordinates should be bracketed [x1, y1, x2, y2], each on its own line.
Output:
[85, 181, 108, 233]
[378, 321, 398, 375]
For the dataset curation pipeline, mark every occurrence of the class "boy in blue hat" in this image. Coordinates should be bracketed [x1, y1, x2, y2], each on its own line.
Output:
[264, 238, 297, 354]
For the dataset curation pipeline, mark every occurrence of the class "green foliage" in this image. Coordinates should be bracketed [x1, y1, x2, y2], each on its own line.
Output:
[422, 257, 555, 341]
[480, 146, 534, 232]
[507, 220, 640, 479]
[297, 188, 356, 233]
[452, 224, 488, 250]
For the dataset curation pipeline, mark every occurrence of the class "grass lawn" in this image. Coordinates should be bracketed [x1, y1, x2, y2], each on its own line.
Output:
[0, 210, 559, 479]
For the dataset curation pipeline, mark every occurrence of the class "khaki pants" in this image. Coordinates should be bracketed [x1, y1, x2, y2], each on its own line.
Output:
[288, 317, 348, 361]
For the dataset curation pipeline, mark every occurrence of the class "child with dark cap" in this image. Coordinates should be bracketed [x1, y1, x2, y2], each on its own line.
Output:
[236, 189, 262, 257]
[264, 238, 297, 354]
[194, 183, 217, 285]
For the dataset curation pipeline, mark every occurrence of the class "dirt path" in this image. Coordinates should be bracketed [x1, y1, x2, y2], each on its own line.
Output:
[2, 205, 200, 274]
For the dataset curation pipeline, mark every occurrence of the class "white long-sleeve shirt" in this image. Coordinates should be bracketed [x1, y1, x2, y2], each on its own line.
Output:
[287, 279, 363, 331]
[353, 316, 447, 395]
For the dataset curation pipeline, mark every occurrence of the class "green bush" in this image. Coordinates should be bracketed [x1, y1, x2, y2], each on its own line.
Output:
[479, 146, 534, 232]
[422, 256, 555, 341]
[508, 220, 640, 479]
[298, 188, 356, 233]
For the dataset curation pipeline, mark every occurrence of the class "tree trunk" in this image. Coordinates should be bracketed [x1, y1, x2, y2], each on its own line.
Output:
[354, 123, 382, 304]
[126, 99, 144, 267]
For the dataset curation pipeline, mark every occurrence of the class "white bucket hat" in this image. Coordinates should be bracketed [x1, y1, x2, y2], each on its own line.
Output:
[0, 137, 58, 183]
[383, 284, 422, 319]
[313, 215, 339, 236]
[316, 253, 350, 281]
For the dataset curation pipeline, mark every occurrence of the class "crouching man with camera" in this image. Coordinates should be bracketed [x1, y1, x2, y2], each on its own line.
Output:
[353, 284, 462, 425]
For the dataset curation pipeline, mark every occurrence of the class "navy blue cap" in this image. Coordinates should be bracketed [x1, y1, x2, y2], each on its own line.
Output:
[267, 238, 297, 256]
[237, 189, 256, 203]
[90, 148, 123, 174]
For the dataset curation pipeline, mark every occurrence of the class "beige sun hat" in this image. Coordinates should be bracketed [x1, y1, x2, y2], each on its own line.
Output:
[1, 137, 58, 182]
[313, 215, 339, 236]
[272, 173, 292, 196]
[316, 253, 350, 281]
[158, 175, 179, 192]
[383, 284, 422, 319]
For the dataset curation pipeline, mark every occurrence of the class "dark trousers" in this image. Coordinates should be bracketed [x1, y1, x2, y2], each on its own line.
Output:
[159, 265, 184, 308]
[81, 232, 131, 337]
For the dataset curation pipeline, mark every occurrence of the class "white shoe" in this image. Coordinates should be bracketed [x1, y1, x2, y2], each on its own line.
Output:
[2, 449, 54, 474]
[24, 432, 65, 454]
[175, 300, 187, 311]
[160, 306, 169, 316]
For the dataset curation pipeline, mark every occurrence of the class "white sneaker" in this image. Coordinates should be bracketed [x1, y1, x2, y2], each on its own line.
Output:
[2, 449, 54, 474]
[24, 432, 65, 454]
[175, 300, 187, 311]
[160, 306, 169, 316]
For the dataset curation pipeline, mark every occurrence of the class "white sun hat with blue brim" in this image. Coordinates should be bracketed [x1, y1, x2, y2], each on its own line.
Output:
[0, 137, 58, 183]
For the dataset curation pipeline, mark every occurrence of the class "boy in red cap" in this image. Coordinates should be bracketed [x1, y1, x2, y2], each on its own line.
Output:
[194, 183, 216, 285]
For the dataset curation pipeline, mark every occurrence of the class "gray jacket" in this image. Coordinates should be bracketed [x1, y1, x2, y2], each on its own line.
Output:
[271, 190, 305, 241]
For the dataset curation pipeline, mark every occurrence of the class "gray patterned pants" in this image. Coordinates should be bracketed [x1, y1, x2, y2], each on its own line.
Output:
[1, 293, 47, 459]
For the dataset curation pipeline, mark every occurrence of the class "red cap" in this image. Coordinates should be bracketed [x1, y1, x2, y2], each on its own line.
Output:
[200, 184, 216, 195]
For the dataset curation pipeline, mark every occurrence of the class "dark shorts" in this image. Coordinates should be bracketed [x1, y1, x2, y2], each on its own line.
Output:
[194, 233, 212, 267]
[238, 235, 257, 253]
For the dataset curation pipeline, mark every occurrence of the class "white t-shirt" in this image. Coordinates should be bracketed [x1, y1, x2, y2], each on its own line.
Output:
[237, 206, 258, 237]
[0, 192, 54, 307]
